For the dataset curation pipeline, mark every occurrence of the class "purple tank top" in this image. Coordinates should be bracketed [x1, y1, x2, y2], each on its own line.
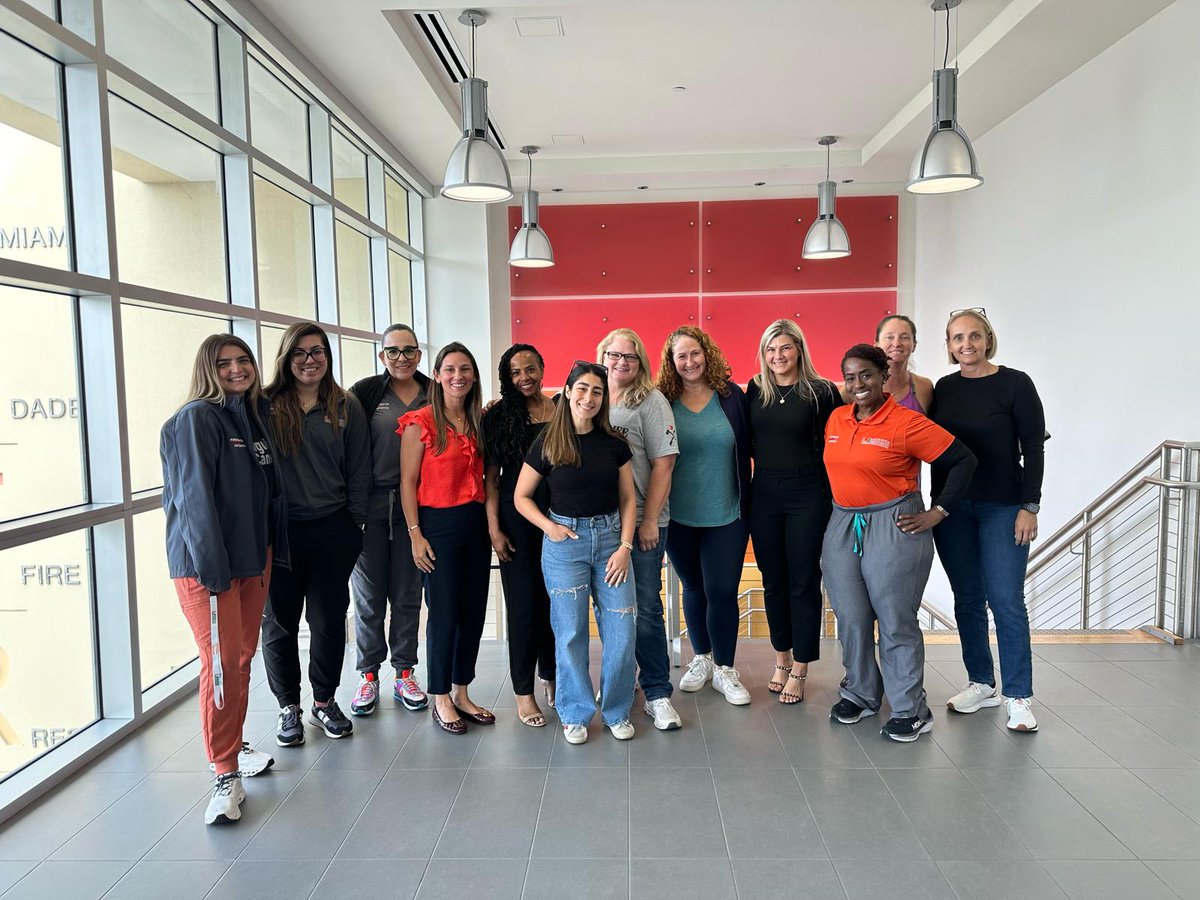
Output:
[896, 383, 925, 415]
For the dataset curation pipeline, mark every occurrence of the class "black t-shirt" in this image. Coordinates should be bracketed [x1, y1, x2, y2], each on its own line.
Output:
[525, 428, 633, 517]
[746, 378, 841, 478]
[931, 366, 1045, 505]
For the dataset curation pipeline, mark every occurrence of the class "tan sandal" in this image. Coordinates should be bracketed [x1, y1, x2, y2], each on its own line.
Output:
[518, 710, 547, 728]
[780, 672, 807, 705]
[767, 662, 792, 694]
[540, 677, 556, 709]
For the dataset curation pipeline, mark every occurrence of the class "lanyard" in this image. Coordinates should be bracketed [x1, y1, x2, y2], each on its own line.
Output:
[209, 593, 224, 710]
[851, 513, 868, 557]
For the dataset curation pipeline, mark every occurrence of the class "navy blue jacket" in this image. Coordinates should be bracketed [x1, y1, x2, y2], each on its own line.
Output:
[160, 395, 289, 593]
[716, 381, 753, 521]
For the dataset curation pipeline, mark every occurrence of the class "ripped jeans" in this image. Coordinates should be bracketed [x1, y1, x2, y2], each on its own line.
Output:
[542, 510, 637, 728]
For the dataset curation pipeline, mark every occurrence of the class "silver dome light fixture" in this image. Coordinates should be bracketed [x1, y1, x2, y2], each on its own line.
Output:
[906, 0, 983, 194]
[509, 146, 554, 268]
[802, 136, 851, 260]
[441, 9, 513, 203]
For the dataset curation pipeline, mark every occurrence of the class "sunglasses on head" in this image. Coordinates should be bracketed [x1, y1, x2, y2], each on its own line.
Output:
[949, 306, 987, 319]
[571, 359, 609, 379]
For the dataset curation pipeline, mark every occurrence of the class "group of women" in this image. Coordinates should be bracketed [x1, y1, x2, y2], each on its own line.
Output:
[160, 307, 1045, 826]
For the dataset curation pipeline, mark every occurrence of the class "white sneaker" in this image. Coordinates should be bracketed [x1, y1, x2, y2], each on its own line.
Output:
[947, 681, 1001, 714]
[679, 653, 714, 692]
[1005, 697, 1038, 732]
[563, 724, 589, 745]
[204, 773, 244, 825]
[608, 719, 635, 740]
[209, 742, 274, 777]
[712, 666, 751, 706]
[644, 697, 682, 731]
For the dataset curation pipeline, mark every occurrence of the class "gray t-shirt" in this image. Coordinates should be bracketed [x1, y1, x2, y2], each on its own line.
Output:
[609, 389, 678, 527]
[369, 384, 427, 489]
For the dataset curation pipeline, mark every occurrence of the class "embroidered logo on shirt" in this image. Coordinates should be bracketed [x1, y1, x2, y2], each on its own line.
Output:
[664, 425, 677, 447]
[861, 437, 891, 449]
[827, 435, 840, 443]
[612, 425, 629, 437]
[228, 437, 246, 449]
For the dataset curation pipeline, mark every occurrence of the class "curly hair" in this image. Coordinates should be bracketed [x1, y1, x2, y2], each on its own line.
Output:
[654, 325, 732, 401]
[841, 343, 891, 378]
[483, 343, 546, 469]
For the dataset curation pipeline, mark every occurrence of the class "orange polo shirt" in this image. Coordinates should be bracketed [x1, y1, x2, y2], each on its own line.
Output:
[823, 394, 954, 508]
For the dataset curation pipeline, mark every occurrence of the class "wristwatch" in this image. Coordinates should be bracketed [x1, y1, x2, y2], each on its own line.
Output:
[1021, 503, 1040, 514]
[933, 505, 948, 518]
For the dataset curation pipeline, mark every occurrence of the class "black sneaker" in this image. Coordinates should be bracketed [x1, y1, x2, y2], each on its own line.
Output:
[830, 698, 877, 724]
[310, 700, 354, 738]
[276, 704, 305, 747]
[881, 714, 933, 743]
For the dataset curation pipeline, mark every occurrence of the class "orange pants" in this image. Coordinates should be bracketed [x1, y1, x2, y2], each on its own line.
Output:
[175, 554, 271, 775]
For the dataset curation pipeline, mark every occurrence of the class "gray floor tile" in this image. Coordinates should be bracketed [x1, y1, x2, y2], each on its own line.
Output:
[930, 713, 1040, 768]
[1113, 662, 1200, 709]
[0, 862, 36, 896]
[770, 702, 874, 769]
[204, 859, 328, 900]
[1030, 662, 1110, 706]
[391, 720, 484, 769]
[547, 723, 631, 767]
[629, 768, 726, 859]
[923, 641, 973, 662]
[469, 714, 557, 769]
[629, 858, 735, 900]
[102, 860, 231, 899]
[532, 768, 627, 859]
[309, 708, 418, 770]
[1032, 644, 1102, 662]
[523, 858, 629, 900]
[937, 860, 1067, 899]
[0, 861, 131, 900]
[1047, 768, 1200, 859]
[257, 725, 335, 773]
[796, 769, 929, 861]
[336, 768, 467, 859]
[1144, 860, 1200, 898]
[999, 707, 1121, 768]
[415, 858, 527, 900]
[730, 859, 846, 899]
[433, 768, 545, 858]
[711, 768, 827, 860]
[1131, 768, 1200, 826]
[834, 859, 955, 900]
[155, 710, 279, 773]
[848, 721, 957, 769]
[961, 767, 1132, 860]
[698, 704, 789, 768]
[1051, 661, 1173, 707]
[311, 859, 425, 899]
[238, 769, 384, 861]
[0, 770, 144, 860]
[628, 708, 710, 768]
[1053, 706, 1200, 768]
[1123, 705, 1200, 758]
[1042, 860, 1179, 900]
[86, 708, 199, 774]
[1087, 643, 1180, 662]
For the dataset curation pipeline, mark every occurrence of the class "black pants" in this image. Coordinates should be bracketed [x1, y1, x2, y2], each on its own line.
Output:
[262, 506, 363, 707]
[665, 518, 749, 667]
[498, 500, 555, 695]
[421, 502, 491, 695]
[749, 470, 831, 663]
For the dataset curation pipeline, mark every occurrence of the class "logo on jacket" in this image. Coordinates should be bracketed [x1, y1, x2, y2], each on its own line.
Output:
[664, 425, 676, 447]
[228, 437, 246, 449]
[862, 437, 891, 449]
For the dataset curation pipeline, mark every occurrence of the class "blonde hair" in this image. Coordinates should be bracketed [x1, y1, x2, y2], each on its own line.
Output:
[945, 310, 998, 365]
[596, 327, 655, 408]
[752, 319, 824, 407]
[655, 325, 732, 402]
[183, 334, 264, 420]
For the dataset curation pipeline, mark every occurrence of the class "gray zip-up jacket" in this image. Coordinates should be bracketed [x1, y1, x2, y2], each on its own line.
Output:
[277, 395, 372, 524]
[160, 395, 289, 593]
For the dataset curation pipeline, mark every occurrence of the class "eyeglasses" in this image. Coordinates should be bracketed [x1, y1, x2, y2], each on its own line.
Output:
[572, 359, 609, 378]
[289, 346, 328, 363]
[949, 306, 987, 319]
[382, 346, 420, 361]
[603, 351, 639, 364]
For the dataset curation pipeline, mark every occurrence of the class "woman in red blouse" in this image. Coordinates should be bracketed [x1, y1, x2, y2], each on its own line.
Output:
[399, 342, 493, 734]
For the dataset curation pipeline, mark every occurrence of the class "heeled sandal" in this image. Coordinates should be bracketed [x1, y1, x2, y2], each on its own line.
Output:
[767, 662, 793, 694]
[779, 672, 807, 705]
[540, 677, 556, 709]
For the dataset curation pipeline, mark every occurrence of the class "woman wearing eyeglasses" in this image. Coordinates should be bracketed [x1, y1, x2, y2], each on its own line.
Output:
[261, 322, 371, 747]
[347, 324, 432, 717]
[656, 326, 753, 706]
[515, 360, 638, 745]
[933, 308, 1046, 733]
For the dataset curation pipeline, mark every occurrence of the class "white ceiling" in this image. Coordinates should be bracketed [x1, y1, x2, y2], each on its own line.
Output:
[242, 0, 1176, 202]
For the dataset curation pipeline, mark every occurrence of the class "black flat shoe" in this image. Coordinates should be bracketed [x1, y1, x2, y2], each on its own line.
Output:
[454, 705, 496, 725]
[432, 704, 468, 735]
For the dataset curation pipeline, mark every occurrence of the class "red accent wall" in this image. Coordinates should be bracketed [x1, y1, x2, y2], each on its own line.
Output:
[509, 197, 898, 385]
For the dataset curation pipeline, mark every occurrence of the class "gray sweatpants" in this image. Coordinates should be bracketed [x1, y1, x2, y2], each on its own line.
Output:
[351, 488, 423, 674]
[822, 492, 932, 720]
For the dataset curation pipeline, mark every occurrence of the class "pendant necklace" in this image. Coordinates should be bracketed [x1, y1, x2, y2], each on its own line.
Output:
[779, 383, 798, 405]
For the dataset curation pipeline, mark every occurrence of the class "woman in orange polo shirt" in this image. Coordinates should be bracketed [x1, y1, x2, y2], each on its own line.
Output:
[822, 345, 976, 743]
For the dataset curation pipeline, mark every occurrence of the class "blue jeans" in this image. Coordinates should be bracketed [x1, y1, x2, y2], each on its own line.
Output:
[542, 511, 637, 727]
[932, 501, 1033, 699]
[631, 526, 672, 701]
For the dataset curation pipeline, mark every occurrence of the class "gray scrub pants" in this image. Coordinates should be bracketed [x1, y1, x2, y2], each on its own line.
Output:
[822, 492, 933, 720]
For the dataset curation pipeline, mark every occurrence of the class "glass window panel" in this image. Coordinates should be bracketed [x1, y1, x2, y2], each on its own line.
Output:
[0, 31, 71, 270]
[384, 174, 409, 245]
[254, 175, 314, 319]
[260, 324, 287, 375]
[387, 252, 413, 330]
[335, 221, 372, 330]
[134, 508, 196, 689]
[122, 305, 231, 492]
[109, 95, 226, 301]
[248, 58, 308, 179]
[331, 128, 367, 217]
[0, 530, 97, 780]
[26, 0, 58, 18]
[102, 0, 218, 122]
[0, 288, 85, 523]
[339, 337, 378, 387]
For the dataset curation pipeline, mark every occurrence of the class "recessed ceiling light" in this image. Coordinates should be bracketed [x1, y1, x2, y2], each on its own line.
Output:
[754, 181, 766, 186]
[551, 187, 564, 192]
[842, 179, 854, 183]
[637, 185, 649, 190]
[551, 134, 585, 145]
[514, 16, 563, 37]
[672, 85, 687, 92]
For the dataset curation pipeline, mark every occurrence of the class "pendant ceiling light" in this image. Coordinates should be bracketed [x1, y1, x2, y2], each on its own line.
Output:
[510, 146, 554, 268]
[802, 136, 851, 260]
[441, 9, 512, 203]
[906, 0, 983, 194]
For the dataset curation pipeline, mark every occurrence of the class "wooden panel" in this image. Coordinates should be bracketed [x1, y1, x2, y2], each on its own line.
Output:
[512, 296, 700, 387]
[701, 291, 897, 383]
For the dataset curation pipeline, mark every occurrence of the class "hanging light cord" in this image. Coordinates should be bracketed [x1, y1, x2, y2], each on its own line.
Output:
[527, 152, 533, 191]
[470, 19, 477, 78]
[825, 141, 831, 180]
[943, 6, 950, 68]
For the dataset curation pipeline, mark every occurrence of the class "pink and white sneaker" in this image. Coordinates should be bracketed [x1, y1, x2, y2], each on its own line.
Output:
[394, 668, 429, 711]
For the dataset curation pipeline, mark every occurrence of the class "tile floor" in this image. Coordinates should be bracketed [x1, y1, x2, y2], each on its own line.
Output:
[2, 638, 1200, 899]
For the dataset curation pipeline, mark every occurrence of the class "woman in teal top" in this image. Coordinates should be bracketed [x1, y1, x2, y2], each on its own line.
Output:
[655, 325, 753, 706]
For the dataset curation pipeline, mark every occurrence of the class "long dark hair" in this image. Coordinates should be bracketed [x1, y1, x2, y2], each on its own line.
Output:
[539, 360, 622, 468]
[265, 322, 349, 457]
[428, 342, 483, 455]
[485, 343, 545, 468]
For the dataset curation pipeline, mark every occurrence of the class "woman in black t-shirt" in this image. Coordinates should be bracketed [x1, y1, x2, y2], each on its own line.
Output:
[515, 361, 638, 746]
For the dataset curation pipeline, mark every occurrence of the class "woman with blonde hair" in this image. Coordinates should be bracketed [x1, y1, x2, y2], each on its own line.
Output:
[161, 334, 288, 824]
[876, 315, 933, 414]
[747, 319, 842, 704]
[656, 326, 753, 705]
[598, 328, 681, 730]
